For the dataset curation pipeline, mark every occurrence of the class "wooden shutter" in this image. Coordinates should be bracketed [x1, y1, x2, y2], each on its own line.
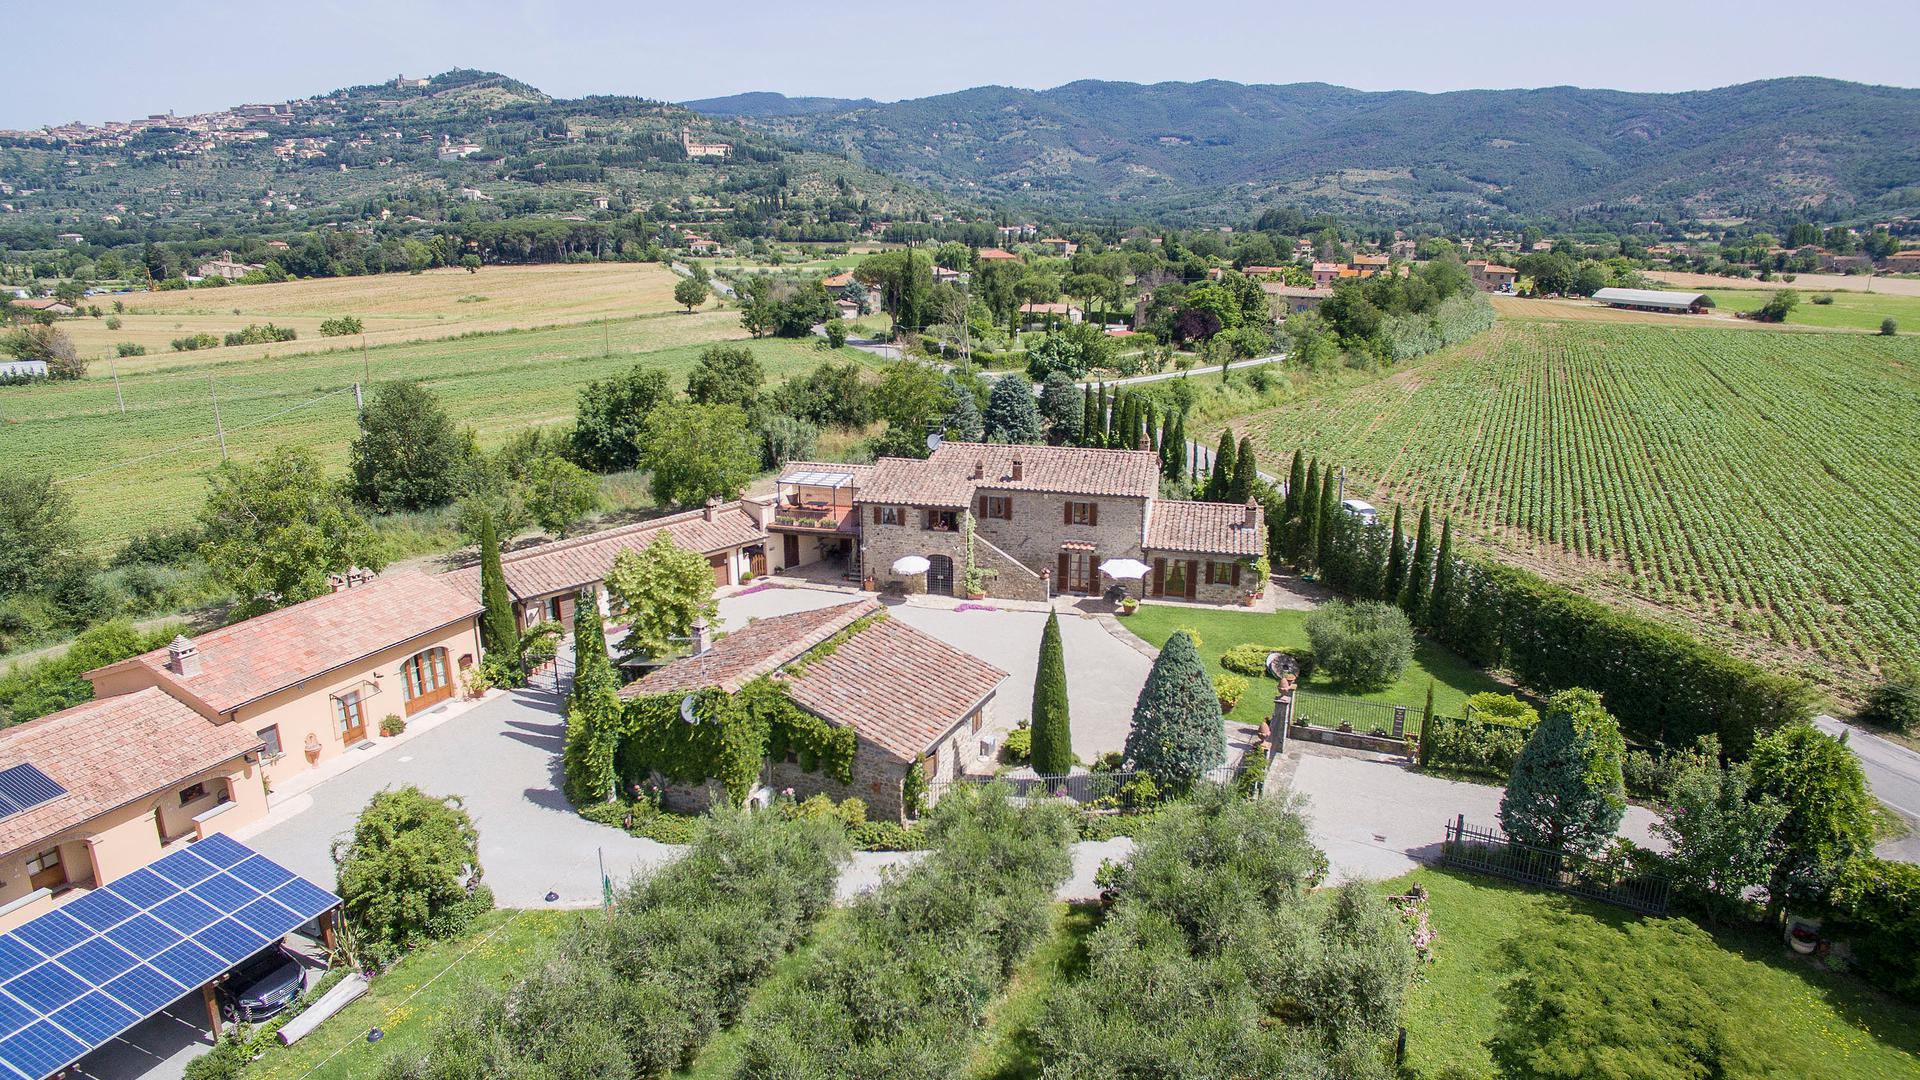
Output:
[977, 494, 987, 517]
[1089, 502, 1099, 526]
[1057, 552, 1070, 589]
[1002, 497, 1013, 521]
[1152, 558, 1165, 596]
[1232, 562, 1242, 586]
[1186, 561, 1199, 598]
[872, 505, 881, 525]
[1063, 502, 1073, 525]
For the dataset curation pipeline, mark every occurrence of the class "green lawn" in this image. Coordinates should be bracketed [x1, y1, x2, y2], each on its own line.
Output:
[965, 904, 1102, 1079]
[1121, 604, 1507, 727]
[1702, 287, 1920, 332]
[246, 909, 581, 1080]
[1386, 868, 1920, 1079]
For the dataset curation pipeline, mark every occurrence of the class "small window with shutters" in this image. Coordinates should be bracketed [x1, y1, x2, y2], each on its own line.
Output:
[1064, 501, 1098, 525]
[978, 495, 1012, 520]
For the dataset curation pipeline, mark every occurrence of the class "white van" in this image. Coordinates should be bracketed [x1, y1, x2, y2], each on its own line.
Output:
[1341, 499, 1379, 525]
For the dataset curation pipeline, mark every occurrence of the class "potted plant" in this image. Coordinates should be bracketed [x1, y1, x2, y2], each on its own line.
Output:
[1119, 596, 1139, 616]
[963, 564, 989, 601]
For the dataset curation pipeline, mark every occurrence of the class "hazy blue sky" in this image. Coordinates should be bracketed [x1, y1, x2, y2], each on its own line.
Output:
[5, 0, 1917, 128]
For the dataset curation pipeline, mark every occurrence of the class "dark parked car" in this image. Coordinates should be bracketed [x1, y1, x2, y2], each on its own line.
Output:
[220, 944, 305, 1021]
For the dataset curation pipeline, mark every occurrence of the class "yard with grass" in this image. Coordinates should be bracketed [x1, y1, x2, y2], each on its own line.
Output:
[1699, 287, 1920, 333]
[1122, 603, 1508, 727]
[245, 909, 582, 1080]
[1386, 868, 1920, 1079]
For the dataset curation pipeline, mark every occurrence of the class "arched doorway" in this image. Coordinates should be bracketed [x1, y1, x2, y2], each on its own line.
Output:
[402, 647, 453, 715]
[926, 554, 954, 596]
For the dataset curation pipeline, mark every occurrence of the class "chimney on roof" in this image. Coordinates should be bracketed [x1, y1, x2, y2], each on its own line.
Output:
[972, 458, 984, 480]
[1245, 499, 1261, 529]
[167, 635, 202, 678]
[1010, 458, 1023, 482]
[704, 496, 720, 522]
[690, 616, 710, 656]
[1137, 433, 1151, 452]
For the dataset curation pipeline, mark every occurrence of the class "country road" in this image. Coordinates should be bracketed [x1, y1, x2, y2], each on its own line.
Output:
[1815, 714, 1920, 862]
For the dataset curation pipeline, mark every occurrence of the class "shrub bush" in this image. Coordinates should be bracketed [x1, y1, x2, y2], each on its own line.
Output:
[1465, 691, 1537, 726]
[1002, 722, 1032, 764]
[1831, 856, 1920, 1001]
[379, 713, 405, 737]
[1220, 642, 1278, 676]
[1304, 600, 1413, 690]
[1419, 714, 1531, 777]
[319, 316, 364, 336]
[332, 788, 492, 968]
[1858, 668, 1919, 734]
[1213, 672, 1249, 710]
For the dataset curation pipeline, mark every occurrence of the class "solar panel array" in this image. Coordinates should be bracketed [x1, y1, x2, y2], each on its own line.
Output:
[0, 834, 339, 1080]
[0, 768, 65, 821]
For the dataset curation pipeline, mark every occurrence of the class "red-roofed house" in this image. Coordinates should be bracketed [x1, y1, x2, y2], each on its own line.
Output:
[800, 442, 1266, 605]
[0, 687, 268, 930]
[975, 247, 1020, 262]
[619, 600, 1006, 819]
[86, 572, 483, 787]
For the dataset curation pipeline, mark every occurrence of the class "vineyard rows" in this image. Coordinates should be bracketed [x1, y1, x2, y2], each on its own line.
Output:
[1258, 321, 1920, 676]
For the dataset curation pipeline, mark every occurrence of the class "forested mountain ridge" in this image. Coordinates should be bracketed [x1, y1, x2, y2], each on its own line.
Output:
[0, 69, 957, 251]
[706, 77, 1920, 223]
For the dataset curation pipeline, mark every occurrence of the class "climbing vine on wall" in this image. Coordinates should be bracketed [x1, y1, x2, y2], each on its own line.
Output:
[613, 677, 857, 805]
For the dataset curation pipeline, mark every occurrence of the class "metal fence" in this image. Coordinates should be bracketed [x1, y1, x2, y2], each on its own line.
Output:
[1440, 816, 1671, 915]
[929, 763, 1257, 804]
[1292, 691, 1424, 737]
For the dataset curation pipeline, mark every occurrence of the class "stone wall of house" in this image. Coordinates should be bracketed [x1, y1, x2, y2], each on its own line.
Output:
[861, 514, 970, 595]
[771, 738, 910, 821]
[1146, 550, 1259, 605]
[974, 491, 1149, 595]
[968, 533, 1048, 601]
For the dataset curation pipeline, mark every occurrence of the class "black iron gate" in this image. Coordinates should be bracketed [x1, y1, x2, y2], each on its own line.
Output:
[926, 554, 954, 596]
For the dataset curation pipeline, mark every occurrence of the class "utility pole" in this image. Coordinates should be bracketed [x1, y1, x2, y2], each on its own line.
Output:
[603, 319, 610, 357]
[361, 334, 370, 385]
[209, 373, 227, 461]
[353, 381, 364, 413]
[108, 353, 125, 414]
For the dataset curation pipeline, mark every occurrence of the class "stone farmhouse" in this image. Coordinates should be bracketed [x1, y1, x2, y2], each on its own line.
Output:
[619, 599, 1005, 821]
[773, 443, 1267, 605]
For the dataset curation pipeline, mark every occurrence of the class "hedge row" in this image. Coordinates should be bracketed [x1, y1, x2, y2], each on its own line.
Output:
[1310, 509, 1813, 754]
[378, 810, 847, 1078]
[730, 784, 1075, 1079]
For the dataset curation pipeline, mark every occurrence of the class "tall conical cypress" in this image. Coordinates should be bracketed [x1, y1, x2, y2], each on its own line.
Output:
[1228, 435, 1257, 503]
[1283, 450, 1305, 559]
[478, 511, 521, 681]
[1080, 383, 1098, 446]
[561, 590, 620, 804]
[1207, 431, 1236, 501]
[1299, 460, 1322, 568]
[1029, 610, 1074, 776]
[1428, 517, 1456, 635]
[1123, 630, 1226, 792]
[568, 587, 610, 709]
[1383, 506, 1407, 601]
[1403, 504, 1435, 618]
[1317, 466, 1337, 569]
[1170, 412, 1187, 481]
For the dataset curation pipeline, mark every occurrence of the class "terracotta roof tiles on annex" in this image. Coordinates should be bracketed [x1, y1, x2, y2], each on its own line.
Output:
[783, 616, 1006, 762]
[0, 687, 263, 858]
[619, 600, 875, 700]
[445, 501, 765, 604]
[857, 442, 1161, 508]
[1145, 499, 1267, 557]
[93, 572, 479, 715]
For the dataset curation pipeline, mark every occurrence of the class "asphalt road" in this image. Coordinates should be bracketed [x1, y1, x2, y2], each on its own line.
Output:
[1814, 714, 1920, 862]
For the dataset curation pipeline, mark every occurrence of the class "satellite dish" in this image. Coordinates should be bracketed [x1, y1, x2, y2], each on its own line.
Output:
[926, 431, 944, 452]
[679, 694, 701, 725]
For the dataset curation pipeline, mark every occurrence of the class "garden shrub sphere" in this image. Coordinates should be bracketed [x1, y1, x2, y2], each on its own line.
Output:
[1304, 600, 1414, 690]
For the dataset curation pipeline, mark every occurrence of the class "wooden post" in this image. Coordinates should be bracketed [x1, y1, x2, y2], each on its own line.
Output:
[201, 983, 222, 1037]
[321, 910, 339, 953]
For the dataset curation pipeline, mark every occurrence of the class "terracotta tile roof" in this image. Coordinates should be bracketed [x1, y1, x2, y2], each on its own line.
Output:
[976, 248, 1019, 260]
[619, 599, 1007, 761]
[619, 600, 875, 699]
[93, 572, 480, 714]
[1145, 499, 1266, 557]
[1019, 302, 1080, 316]
[784, 613, 1005, 761]
[857, 442, 1160, 508]
[821, 271, 855, 288]
[0, 687, 262, 858]
[446, 502, 766, 604]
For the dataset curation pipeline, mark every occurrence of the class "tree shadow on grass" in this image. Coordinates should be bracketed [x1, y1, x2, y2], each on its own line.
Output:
[969, 902, 1103, 1080]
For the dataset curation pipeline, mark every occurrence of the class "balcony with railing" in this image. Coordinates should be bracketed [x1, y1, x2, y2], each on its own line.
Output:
[771, 502, 856, 533]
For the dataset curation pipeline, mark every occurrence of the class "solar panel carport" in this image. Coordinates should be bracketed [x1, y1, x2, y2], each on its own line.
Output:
[0, 834, 339, 1080]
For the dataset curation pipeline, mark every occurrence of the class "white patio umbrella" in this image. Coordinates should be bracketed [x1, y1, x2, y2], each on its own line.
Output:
[1099, 557, 1154, 602]
[891, 555, 932, 575]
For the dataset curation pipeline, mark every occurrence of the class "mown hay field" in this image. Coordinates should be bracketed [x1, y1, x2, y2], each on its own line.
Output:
[60, 263, 703, 363]
[3, 298, 846, 550]
[1252, 320, 1920, 679]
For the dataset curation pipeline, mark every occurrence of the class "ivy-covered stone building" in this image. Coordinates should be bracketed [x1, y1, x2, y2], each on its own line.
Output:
[616, 600, 1006, 821]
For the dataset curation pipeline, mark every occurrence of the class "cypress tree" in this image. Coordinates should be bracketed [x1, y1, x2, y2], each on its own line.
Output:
[1382, 506, 1407, 601]
[1299, 460, 1322, 568]
[1499, 688, 1627, 855]
[1029, 610, 1074, 776]
[1157, 411, 1174, 474]
[1207, 431, 1236, 501]
[1098, 385, 1113, 445]
[1123, 630, 1226, 792]
[478, 511, 522, 682]
[1081, 382, 1099, 446]
[1428, 518, 1456, 634]
[561, 591, 620, 804]
[1317, 466, 1337, 569]
[1228, 435, 1257, 503]
[1170, 412, 1187, 480]
[1403, 504, 1435, 618]
[567, 587, 610, 711]
[1283, 449, 1305, 559]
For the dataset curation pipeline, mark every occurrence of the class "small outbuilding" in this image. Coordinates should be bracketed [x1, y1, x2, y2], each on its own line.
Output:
[1592, 288, 1714, 314]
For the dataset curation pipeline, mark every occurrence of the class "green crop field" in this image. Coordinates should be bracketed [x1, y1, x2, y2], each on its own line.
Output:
[1, 308, 851, 550]
[1250, 320, 1920, 680]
